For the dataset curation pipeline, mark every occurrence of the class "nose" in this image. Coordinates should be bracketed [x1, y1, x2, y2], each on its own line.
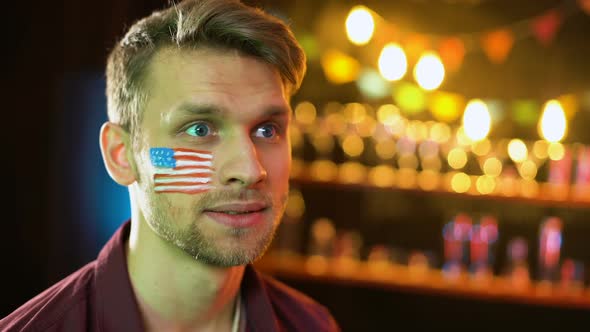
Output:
[217, 131, 267, 188]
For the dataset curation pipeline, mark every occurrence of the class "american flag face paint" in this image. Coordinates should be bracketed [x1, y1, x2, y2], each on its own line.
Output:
[150, 147, 214, 194]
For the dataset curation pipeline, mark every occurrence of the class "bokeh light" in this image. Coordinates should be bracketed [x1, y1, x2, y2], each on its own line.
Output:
[462, 99, 491, 141]
[414, 51, 445, 91]
[342, 134, 365, 157]
[476, 175, 496, 194]
[294, 101, 317, 126]
[448, 147, 468, 169]
[451, 172, 471, 193]
[378, 43, 408, 81]
[369, 165, 396, 187]
[392, 82, 426, 114]
[539, 99, 567, 142]
[507, 139, 528, 163]
[483, 157, 503, 177]
[547, 142, 565, 161]
[345, 6, 375, 46]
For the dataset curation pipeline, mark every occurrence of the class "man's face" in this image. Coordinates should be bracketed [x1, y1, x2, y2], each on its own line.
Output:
[132, 47, 291, 267]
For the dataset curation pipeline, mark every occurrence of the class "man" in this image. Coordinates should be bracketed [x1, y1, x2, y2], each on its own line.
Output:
[0, 0, 340, 331]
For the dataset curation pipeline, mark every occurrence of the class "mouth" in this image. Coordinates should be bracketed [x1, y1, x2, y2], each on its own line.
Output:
[203, 202, 269, 228]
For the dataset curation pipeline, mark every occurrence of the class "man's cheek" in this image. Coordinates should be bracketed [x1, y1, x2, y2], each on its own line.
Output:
[149, 147, 215, 194]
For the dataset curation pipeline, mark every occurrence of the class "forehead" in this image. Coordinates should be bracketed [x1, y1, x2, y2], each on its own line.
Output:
[142, 47, 289, 121]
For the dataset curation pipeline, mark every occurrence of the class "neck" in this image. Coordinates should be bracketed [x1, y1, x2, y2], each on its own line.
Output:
[126, 217, 244, 332]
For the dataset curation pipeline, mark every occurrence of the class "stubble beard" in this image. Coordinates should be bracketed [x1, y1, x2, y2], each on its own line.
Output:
[144, 187, 287, 267]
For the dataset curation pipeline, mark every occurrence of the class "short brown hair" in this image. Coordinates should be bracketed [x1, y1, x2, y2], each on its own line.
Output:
[106, 0, 306, 135]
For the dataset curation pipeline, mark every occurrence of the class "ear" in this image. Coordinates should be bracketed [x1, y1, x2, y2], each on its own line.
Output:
[99, 122, 137, 186]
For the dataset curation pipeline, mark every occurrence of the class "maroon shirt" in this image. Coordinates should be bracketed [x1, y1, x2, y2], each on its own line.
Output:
[0, 221, 340, 332]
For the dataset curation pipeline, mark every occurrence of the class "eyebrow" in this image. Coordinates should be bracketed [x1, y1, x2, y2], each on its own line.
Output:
[173, 102, 290, 119]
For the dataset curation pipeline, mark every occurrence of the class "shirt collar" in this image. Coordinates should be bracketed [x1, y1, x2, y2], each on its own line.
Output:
[93, 220, 144, 332]
[241, 265, 281, 332]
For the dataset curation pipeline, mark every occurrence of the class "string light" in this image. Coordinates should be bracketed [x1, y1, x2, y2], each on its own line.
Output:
[414, 51, 445, 91]
[345, 6, 375, 46]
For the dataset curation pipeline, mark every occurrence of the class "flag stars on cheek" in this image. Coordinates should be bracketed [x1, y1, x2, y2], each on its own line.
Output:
[149, 147, 215, 194]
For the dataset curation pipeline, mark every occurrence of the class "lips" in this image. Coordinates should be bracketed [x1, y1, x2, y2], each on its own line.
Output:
[203, 202, 269, 228]
[205, 202, 267, 214]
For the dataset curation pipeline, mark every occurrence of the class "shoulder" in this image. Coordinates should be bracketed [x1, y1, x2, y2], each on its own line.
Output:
[257, 271, 341, 332]
[0, 262, 96, 332]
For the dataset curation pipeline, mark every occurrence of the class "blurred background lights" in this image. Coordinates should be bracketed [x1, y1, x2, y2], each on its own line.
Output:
[429, 91, 464, 123]
[369, 165, 396, 187]
[356, 116, 377, 137]
[462, 99, 491, 141]
[378, 43, 408, 81]
[413, 51, 445, 91]
[533, 140, 549, 159]
[448, 147, 468, 169]
[418, 170, 440, 191]
[398, 154, 419, 169]
[375, 140, 397, 160]
[539, 99, 567, 142]
[471, 139, 491, 156]
[421, 156, 442, 171]
[285, 189, 306, 219]
[507, 139, 528, 163]
[345, 6, 375, 46]
[547, 142, 565, 161]
[511, 99, 540, 127]
[418, 140, 439, 159]
[484, 99, 505, 124]
[310, 160, 338, 181]
[289, 124, 303, 150]
[321, 49, 360, 84]
[392, 82, 426, 114]
[343, 102, 367, 124]
[406, 120, 429, 142]
[451, 172, 471, 193]
[518, 160, 538, 180]
[310, 131, 334, 155]
[342, 134, 365, 157]
[356, 68, 391, 99]
[377, 104, 401, 126]
[294, 101, 317, 126]
[430, 123, 452, 143]
[476, 175, 496, 194]
[483, 157, 503, 177]
[338, 162, 367, 184]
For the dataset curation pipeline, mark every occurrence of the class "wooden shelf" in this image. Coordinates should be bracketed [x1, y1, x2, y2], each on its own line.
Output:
[255, 253, 590, 311]
[290, 175, 590, 210]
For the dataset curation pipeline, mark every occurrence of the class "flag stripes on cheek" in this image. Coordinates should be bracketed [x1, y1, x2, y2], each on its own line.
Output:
[150, 147, 215, 194]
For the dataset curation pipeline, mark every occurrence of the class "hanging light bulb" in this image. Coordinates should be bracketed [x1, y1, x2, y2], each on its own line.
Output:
[345, 6, 375, 46]
[462, 99, 491, 142]
[414, 51, 445, 91]
[378, 43, 407, 81]
[539, 99, 567, 143]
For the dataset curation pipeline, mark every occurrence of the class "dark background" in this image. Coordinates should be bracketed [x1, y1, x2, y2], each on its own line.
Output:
[5, 0, 590, 329]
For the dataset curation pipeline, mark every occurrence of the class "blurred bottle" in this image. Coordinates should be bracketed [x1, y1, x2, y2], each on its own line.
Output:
[469, 215, 499, 285]
[572, 146, 590, 201]
[307, 217, 336, 257]
[504, 237, 531, 290]
[559, 258, 585, 296]
[442, 213, 472, 280]
[537, 216, 563, 283]
[305, 218, 336, 275]
[407, 250, 431, 281]
[547, 146, 573, 200]
[367, 244, 395, 277]
[332, 230, 363, 275]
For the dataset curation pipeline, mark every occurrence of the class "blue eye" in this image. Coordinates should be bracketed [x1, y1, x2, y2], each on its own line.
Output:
[255, 124, 278, 139]
[186, 122, 211, 137]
